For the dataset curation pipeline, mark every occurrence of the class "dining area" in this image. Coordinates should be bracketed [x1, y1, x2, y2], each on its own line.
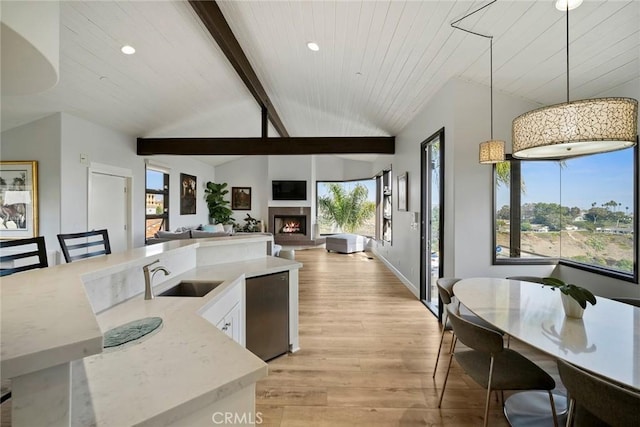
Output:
[435, 277, 640, 427]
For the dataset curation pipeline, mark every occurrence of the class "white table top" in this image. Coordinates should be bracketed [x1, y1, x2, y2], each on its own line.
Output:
[454, 278, 640, 391]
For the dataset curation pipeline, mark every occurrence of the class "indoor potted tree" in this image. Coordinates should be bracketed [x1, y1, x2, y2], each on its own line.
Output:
[204, 181, 235, 226]
[542, 277, 597, 319]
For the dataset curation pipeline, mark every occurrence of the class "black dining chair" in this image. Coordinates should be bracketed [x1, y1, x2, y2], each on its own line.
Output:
[0, 236, 48, 277]
[57, 229, 111, 263]
[438, 306, 558, 427]
[557, 359, 640, 427]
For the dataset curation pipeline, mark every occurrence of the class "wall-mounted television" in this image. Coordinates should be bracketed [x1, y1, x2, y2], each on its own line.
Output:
[272, 180, 307, 201]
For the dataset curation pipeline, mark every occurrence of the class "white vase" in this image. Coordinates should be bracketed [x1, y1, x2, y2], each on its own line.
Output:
[561, 293, 585, 319]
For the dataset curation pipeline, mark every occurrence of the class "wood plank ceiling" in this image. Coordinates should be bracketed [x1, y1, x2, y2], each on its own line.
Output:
[2, 1, 638, 163]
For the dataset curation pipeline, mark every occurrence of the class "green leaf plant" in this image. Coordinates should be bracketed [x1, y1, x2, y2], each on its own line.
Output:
[542, 277, 597, 309]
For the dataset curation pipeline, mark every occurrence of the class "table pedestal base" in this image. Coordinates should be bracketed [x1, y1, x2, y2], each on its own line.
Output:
[504, 391, 568, 427]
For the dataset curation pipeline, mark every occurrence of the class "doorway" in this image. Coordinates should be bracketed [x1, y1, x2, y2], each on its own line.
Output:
[88, 163, 132, 253]
[420, 128, 444, 319]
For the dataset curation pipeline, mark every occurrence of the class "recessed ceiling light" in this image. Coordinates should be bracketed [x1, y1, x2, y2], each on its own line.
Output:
[307, 42, 319, 52]
[555, 0, 583, 11]
[121, 45, 136, 55]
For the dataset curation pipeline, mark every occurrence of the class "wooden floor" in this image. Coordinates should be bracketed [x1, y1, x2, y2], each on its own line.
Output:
[256, 248, 563, 427]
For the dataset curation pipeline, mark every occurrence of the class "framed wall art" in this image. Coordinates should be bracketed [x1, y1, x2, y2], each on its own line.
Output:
[0, 161, 39, 239]
[180, 173, 197, 215]
[397, 172, 408, 211]
[232, 187, 251, 210]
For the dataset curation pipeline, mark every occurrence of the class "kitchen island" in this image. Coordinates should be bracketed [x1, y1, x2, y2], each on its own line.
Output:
[1, 234, 301, 426]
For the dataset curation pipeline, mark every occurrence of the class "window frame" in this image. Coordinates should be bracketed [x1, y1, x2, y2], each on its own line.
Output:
[145, 167, 170, 243]
[315, 178, 377, 238]
[492, 146, 638, 283]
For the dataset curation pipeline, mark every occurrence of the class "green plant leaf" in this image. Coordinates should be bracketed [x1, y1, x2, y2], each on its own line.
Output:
[542, 277, 565, 288]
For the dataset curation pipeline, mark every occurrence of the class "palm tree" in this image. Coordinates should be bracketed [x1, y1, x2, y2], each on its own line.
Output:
[318, 183, 375, 233]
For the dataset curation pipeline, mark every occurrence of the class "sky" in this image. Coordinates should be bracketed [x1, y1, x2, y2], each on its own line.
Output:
[497, 147, 635, 211]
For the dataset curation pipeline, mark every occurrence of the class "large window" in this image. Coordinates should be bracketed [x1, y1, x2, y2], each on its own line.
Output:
[316, 179, 376, 237]
[495, 146, 637, 281]
[145, 167, 169, 241]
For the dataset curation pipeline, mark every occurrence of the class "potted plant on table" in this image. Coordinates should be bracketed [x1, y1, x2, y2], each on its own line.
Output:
[542, 277, 597, 319]
[204, 181, 235, 226]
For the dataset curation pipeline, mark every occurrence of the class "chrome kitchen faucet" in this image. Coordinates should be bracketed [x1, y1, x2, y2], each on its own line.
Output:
[143, 259, 171, 300]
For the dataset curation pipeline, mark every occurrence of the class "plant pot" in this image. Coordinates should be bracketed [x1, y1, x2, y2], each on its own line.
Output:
[561, 293, 585, 319]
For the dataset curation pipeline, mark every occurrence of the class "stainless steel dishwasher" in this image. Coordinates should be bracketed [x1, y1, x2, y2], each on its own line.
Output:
[246, 271, 289, 361]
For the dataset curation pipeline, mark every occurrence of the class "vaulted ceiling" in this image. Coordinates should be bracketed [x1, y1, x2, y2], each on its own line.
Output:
[2, 1, 638, 163]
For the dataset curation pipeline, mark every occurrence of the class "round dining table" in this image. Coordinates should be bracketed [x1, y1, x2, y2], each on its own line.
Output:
[453, 277, 640, 425]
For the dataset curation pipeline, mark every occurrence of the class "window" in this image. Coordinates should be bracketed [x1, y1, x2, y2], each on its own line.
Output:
[494, 146, 637, 281]
[145, 167, 169, 241]
[316, 179, 376, 237]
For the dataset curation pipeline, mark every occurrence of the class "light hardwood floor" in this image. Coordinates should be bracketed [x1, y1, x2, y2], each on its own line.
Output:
[256, 248, 563, 427]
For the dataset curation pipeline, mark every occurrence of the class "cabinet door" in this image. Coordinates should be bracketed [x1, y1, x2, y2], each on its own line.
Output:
[216, 302, 241, 343]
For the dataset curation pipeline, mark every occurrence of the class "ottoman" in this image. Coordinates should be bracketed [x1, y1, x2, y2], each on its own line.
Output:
[326, 234, 366, 254]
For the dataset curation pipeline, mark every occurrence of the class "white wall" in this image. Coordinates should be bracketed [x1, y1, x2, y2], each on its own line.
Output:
[371, 77, 639, 299]
[214, 156, 269, 227]
[1, 113, 216, 257]
[0, 113, 61, 249]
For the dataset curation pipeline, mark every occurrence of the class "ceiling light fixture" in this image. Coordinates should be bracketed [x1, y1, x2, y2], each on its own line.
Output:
[555, 0, 583, 12]
[512, 3, 637, 159]
[451, 0, 505, 164]
[306, 42, 319, 52]
[121, 45, 136, 55]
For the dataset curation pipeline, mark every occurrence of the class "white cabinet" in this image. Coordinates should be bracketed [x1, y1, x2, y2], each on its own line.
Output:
[200, 278, 245, 346]
[216, 302, 241, 343]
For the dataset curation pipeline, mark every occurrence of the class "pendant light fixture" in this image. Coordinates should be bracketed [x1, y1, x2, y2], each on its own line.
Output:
[512, 2, 637, 159]
[452, 0, 505, 164]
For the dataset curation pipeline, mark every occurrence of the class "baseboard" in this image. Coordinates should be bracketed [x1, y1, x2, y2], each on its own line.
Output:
[370, 247, 420, 298]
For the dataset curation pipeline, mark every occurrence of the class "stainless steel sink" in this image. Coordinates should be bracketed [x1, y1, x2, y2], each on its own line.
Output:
[158, 281, 223, 297]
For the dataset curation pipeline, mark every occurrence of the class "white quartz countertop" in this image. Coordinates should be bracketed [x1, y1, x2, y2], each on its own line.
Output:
[0, 234, 280, 379]
[73, 256, 301, 426]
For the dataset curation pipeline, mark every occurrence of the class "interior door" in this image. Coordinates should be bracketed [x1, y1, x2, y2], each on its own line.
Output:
[89, 172, 128, 253]
[420, 129, 444, 318]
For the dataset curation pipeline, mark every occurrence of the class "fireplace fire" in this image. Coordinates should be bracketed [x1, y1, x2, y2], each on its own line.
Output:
[275, 215, 306, 235]
[268, 207, 324, 246]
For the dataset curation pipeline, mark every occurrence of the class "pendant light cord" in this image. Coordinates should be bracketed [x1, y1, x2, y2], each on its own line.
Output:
[490, 37, 494, 139]
[566, 3, 570, 103]
[451, 0, 498, 139]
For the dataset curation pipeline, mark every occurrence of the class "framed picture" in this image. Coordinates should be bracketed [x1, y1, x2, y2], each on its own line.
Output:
[232, 187, 251, 210]
[397, 172, 408, 211]
[180, 173, 197, 215]
[0, 161, 39, 239]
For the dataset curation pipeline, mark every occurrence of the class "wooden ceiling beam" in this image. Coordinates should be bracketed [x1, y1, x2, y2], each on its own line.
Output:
[189, 0, 289, 137]
[137, 137, 395, 156]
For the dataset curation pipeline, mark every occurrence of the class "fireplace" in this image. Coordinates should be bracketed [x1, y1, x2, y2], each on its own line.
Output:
[275, 215, 306, 235]
[268, 207, 325, 246]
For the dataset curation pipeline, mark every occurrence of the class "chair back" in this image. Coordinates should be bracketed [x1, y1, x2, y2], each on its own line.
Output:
[446, 306, 503, 354]
[0, 236, 48, 276]
[557, 359, 640, 427]
[611, 297, 640, 308]
[57, 229, 111, 263]
[506, 276, 545, 284]
[436, 278, 460, 305]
